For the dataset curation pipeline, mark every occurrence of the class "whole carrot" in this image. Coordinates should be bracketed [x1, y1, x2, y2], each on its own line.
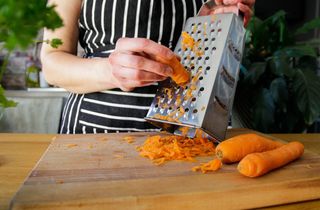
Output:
[216, 133, 284, 164]
[152, 55, 190, 85]
[238, 141, 304, 177]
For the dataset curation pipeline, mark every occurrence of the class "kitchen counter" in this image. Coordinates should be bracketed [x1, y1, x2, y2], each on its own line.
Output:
[0, 132, 320, 210]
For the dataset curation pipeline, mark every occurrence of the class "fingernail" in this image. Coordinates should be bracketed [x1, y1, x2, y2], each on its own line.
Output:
[166, 66, 173, 76]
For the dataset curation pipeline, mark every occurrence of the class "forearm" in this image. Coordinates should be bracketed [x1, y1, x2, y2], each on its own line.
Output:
[41, 51, 117, 94]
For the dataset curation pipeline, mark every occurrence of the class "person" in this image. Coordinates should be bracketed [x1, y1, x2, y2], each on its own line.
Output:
[41, 0, 255, 134]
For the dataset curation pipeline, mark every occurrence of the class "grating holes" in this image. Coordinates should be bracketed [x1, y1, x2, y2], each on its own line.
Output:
[193, 109, 198, 114]
[197, 56, 202, 61]
[199, 76, 204, 80]
[205, 56, 210, 60]
[211, 37, 216, 42]
[191, 65, 195, 70]
[185, 108, 190, 112]
[200, 87, 205, 91]
[205, 47, 209, 51]
[168, 106, 172, 110]
[155, 104, 159, 108]
[218, 28, 222, 32]
[217, 20, 222, 27]
[197, 30, 201, 34]
[206, 66, 210, 71]
[191, 56, 195, 60]
[192, 97, 196, 102]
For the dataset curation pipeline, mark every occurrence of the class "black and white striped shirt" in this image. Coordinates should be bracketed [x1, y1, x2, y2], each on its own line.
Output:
[60, 0, 205, 134]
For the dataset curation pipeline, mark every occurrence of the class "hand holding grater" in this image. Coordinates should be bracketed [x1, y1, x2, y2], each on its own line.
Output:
[145, 2, 246, 143]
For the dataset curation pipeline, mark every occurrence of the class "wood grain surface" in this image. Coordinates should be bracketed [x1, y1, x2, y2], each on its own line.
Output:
[9, 129, 320, 210]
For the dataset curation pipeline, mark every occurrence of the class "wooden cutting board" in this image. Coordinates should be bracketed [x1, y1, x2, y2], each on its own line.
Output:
[10, 129, 320, 210]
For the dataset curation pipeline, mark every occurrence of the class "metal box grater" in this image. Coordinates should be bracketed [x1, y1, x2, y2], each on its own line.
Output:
[145, 12, 246, 143]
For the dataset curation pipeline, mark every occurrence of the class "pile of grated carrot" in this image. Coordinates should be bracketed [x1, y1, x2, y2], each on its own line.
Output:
[136, 134, 216, 167]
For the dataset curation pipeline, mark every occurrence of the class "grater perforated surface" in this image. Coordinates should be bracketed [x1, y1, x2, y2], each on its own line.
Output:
[145, 13, 245, 143]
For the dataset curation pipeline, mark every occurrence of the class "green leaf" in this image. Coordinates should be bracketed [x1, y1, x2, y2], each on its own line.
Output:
[297, 56, 318, 72]
[50, 38, 63, 48]
[263, 10, 286, 25]
[295, 17, 320, 35]
[281, 45, 317, 58]
[269, 52, 292, 77]
[270, 77, 288, 112]
[253, 88, 276, 133]
[0, 0, 63, 50]
[243, 62, 266, 85]
[292, 69, 320, 125]
[0, 85, 17, 108]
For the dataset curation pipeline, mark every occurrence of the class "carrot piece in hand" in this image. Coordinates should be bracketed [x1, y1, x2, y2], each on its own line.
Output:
[152, 55, 190, 85]
[216, 133, 284, 164]
[238, 141, 304, 177]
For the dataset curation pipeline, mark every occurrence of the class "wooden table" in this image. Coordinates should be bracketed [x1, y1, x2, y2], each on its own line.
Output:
[1, 132, 320, 210]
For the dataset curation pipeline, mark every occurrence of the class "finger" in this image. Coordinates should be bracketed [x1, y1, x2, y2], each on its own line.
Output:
[109, 52, 173, 77]
[223, 0, 255, 7]
[198, 5, 212, 16]
[211, 5, 239, 15]
[215, 0, 224, 5]
[118, 80, 158, 91]
[239, 0, 255, 7]
[238, 2, 253, 26]
[115, 38, 175, 60]
[114, 67, 167, 82]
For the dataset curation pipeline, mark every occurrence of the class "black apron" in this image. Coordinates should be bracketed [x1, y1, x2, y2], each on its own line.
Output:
[60, 0, 204, 134]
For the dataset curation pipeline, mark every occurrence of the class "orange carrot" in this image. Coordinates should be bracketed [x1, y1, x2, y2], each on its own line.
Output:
[238, 141, 304, 177]
[137, 135, 215, 165]
[216, 133, 284, 164]
[152, 55, 190, 85]
[192, 158, 222, 173]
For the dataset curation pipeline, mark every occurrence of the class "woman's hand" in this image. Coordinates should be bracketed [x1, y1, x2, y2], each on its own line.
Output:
[199, 0, 255, 27]
[109, 38, 175, 91]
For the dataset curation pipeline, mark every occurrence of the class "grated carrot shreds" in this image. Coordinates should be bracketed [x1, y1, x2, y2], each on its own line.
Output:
[137, 135, 215, 165]
[181, 31, 195, 51]
[192, 158, 222, 173]
[179, 126, 190, 137]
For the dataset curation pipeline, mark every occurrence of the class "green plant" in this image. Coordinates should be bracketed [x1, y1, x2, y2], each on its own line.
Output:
[234, 10, 320, 133]
[0, 0, 63, 109]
